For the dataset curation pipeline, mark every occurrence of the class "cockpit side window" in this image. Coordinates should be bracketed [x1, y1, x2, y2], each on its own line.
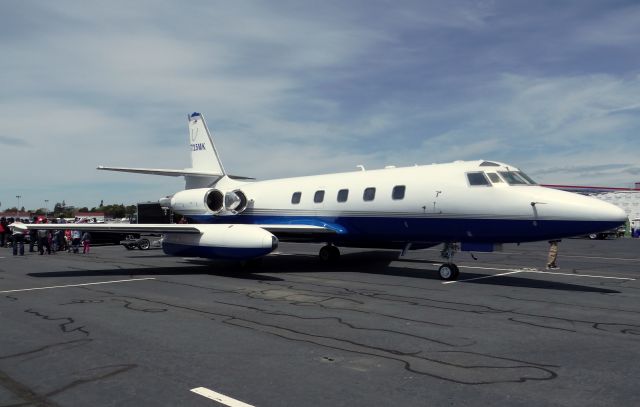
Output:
[516, 171, 537, 185]
[498, 171, 527, 185]
[466, 172, 491, 186]
[487, 173, 502, 183]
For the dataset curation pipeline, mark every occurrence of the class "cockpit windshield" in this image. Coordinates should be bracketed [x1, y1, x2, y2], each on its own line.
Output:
[466, 169, 538, 187]
[515, 171, 537, 185]
[498, 171, 536, 185]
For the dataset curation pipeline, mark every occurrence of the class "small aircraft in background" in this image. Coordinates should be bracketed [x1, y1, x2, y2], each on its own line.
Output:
[13, 113, 627, 280]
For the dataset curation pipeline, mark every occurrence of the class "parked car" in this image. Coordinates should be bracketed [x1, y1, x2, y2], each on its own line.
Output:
[585, 226, 626, 240]
[121, 235, 160, 250]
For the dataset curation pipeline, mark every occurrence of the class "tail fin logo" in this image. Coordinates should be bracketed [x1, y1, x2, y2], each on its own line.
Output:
[191, 143, 206, 151]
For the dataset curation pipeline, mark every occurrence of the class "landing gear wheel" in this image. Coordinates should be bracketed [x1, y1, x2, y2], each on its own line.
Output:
[439, 263, 459, 281]
[137, 238, 151, 250]
[319, 245, 340, 262]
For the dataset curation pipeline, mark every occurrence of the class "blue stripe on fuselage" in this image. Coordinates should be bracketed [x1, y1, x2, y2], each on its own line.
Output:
[188, 214, 621, 243]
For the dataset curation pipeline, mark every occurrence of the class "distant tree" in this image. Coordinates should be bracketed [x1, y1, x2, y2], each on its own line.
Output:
[101, 204, 126, 218]
[125, 205, 136, 216]
[77, 207, 89, 213]
[99, 200, 104, 208]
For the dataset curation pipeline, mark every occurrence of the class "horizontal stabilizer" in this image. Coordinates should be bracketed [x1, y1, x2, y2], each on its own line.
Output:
[97, 166, 222, 178]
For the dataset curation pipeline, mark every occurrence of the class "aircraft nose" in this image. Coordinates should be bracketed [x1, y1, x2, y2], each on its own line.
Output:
[534, 187, 627, 225]
[602, 202, 627, 223]
[573, 195, 628, 227]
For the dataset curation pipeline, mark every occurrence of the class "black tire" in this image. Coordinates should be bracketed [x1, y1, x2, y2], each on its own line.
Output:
[439, 264, 459, 281]
[138, 239, 151, 250]
[319, 245, 340, 262]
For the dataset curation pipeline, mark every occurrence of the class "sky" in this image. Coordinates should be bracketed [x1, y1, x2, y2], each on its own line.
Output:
[1, 0, 640, 211]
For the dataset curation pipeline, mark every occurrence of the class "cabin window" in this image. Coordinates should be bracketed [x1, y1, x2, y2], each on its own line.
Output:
[291, 192, 302, 204]
[497, 171, 527, 185]
[466, 172, 491, 186]
[392, 185, 406, 200]
[314, 190, 325, 203]
[337, 189, 349, 202]
[363, 187, 376, 201]
[487, 173, 502, 183]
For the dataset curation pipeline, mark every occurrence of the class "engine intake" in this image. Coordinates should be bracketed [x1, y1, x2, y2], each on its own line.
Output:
[169, 188, 249, 216]
[224, 190, 248, 214]
[206, 189, 224, 213]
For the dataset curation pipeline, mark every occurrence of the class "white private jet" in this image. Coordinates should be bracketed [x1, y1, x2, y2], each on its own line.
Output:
[13, 112, 627, 280]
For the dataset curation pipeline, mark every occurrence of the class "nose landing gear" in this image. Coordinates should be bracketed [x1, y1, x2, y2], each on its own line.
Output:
[439, 242, 460, 281]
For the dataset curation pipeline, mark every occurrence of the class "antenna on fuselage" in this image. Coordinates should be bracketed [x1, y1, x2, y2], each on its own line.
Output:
[356, 165, 366, 171]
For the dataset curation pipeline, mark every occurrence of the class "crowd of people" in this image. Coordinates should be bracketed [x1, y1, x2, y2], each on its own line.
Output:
[0, 216, 92, 256]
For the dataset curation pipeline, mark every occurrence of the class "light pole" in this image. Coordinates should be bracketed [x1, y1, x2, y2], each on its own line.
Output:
[44, 199, 49, 217]
[16, 195, 21, 218]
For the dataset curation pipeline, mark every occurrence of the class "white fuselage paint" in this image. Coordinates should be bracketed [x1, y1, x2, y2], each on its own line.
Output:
[178, 160, 626, 244]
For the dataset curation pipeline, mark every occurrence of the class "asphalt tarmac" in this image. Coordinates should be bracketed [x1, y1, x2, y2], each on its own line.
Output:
[1, 238, 639, 407]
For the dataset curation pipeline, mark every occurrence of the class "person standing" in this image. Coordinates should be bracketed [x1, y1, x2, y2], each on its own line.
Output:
[71, 229, 81, 253]
[65, 229, 72, 252]
[546, 239, 561, 269]
[81, 231, 91, 254]
[11, 225, 24, 256]
[0, 217, 7, 247]
[37, 219, 51, 255]
[29, 217, 38, 252]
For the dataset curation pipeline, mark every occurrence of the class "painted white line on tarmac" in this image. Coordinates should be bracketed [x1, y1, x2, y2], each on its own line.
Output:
[0, 278, 156, 293]
[191, 387, 255, 407]
[560, 254, 639, 262]
[524, 270, 635, 280]
[443, 270, 525, 284]
[443, 266, 635, 285]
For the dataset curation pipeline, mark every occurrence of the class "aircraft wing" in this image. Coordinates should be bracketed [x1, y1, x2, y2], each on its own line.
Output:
[10, 222, 339, 236]
[10, 223, 201, 234]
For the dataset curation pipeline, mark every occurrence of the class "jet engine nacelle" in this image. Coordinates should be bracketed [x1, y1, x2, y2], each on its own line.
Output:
[169, 188, 248, 216]
[162, 224, 278, 259]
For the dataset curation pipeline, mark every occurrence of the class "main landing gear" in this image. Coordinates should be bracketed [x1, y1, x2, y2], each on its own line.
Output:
[319, 244, 340, 262]
[439, 243, 460, 281]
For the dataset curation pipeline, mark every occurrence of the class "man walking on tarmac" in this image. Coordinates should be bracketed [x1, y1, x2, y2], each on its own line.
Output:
[546, 239, 561, 269]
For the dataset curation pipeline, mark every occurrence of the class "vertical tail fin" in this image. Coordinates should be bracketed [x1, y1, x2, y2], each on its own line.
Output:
[187, 112, 226, 176]
[97, 112, 229, 190]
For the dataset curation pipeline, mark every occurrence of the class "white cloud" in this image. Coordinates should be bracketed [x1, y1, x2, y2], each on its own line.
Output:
[1, 1, 640, 211]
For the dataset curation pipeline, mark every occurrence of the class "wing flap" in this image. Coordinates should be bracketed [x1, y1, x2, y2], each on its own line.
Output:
[259, 224, 339, 235]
